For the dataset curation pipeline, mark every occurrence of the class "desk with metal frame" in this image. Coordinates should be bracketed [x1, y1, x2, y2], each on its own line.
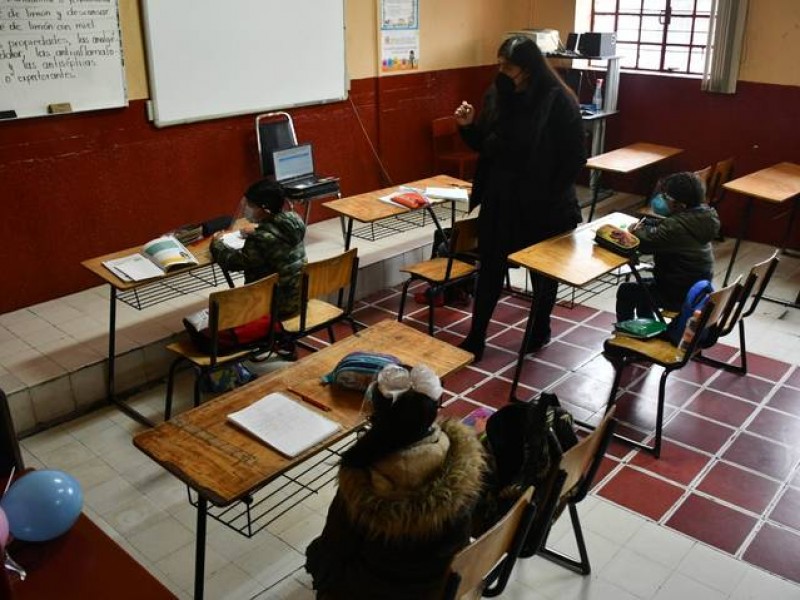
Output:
[323, 175, 470, 250]
[82, 238, 236, 427]
[721, 162, 800, 309]
[133, 319, 473, 600]
[585, 142, 683, 222]
[506, 213, 661, 400]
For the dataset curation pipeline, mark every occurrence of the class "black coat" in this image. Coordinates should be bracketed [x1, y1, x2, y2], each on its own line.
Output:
[460, 83, 587, 257]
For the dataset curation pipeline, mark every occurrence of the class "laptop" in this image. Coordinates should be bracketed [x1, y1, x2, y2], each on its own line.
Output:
[271, 144, 339, 199]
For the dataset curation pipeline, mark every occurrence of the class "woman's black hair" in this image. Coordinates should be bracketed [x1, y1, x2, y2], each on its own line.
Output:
[244, 179, 286, 213]
[340, 389, 439, 469]
[497, 35, 576, 101]
[662, 171, 706, 208]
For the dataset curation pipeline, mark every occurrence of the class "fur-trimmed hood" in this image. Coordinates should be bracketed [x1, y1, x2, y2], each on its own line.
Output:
[337, 419, 486, 542]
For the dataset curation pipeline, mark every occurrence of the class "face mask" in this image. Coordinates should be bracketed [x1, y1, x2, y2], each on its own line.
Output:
[243, 203, 258, 221]
[495, 72, 516, 97]
[650, 193, 672, 216]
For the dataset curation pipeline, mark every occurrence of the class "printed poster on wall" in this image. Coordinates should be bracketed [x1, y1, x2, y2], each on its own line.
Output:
[379, 0, 419, 73]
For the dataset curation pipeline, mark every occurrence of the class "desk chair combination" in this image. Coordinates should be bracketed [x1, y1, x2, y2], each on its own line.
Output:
[442, 487, 537, 599]
[694, 251, 780, 375]
[537, 409, 617, 575]
[281, 248, 360, 349]
[601, 281, 742, 457]
[707, 156, 735, 211]
[397, 217, 479, 336]
[164, 274, 278, 420]
[432, 116, 478, 181]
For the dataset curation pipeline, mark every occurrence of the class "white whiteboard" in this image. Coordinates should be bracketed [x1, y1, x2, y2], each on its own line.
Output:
[0, 0, 126, 120]
[141, 0, 347, 128]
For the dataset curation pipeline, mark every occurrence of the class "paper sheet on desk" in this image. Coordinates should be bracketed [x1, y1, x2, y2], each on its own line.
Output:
[424, 187, 469, 202]
[220, 231, 246, 250]
[103, 254, 164, 282]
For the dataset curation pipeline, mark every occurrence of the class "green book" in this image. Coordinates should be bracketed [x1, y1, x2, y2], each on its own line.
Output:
[614, 318, 666, 339]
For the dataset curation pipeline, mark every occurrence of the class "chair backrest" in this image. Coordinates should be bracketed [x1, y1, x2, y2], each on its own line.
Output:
[680, 280, 741, 357]
[209, 273, 278, 335]
[740, 250, 780, 320]
[0, 389, 24, 474]
[449, 218, 479, 256]
[695, 164, 714, 192]
[707, 157, 735, 206]
[444, 487, 535, 600]
[256, 112, 298, 177]
[559, 407, 617, 506]
[303, 248, 359, 300]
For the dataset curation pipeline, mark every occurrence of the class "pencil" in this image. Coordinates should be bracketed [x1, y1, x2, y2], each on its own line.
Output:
[297, 394, 332, 412]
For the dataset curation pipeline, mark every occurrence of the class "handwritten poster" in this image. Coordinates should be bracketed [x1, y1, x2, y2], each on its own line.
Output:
[379, 0, 418, 73]
[0, 0, 126, 120]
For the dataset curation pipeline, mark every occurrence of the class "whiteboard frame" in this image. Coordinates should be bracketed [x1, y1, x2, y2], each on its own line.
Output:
[141, 0, 349, 128]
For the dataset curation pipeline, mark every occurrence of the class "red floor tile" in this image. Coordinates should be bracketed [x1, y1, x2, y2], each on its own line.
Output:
[746, 407, 800, 446]
[597, 466, 684, 521]
[352, 306, 399, 326]
[708, 370, 776, 402]
[488, 327, 524, 351]
[443, 366, 488, 395]
[440, 398, 482, 420]
[696, 462, 781, 514]
[590, 455, 620, 490]
[698, 343, 739, 365]
[553, 303, 598, 323]
[743, 523, 800, 583]
[435, 329, 465, 348]
[585, 310, 616, 330]
[631, 441, 711, 486]
[664, 412, 735, 454]
[551, 373, 610, 413]
[491, 302, 530, 326]
[685, 389, 757, 427]
[374, 292, 405, 312]
[448, 318, 505, 339]
[744, 354, 792, 382]
[549, 316, 577, 338]
[473, 345, 517, 374]
[465, 377, 521, 409]
[671, 360, 720, 386]
[574, 355, 618, 385]
[722, 432, 799, 480]
[785, 367, 800, 389]
[667, 494, 757, 555]
[767, 385, 800, 417]
[531, 341, 596, 371]
[498, 359, 567, 391]
[625, 370, 701, 408]
[769, 487, 800, 531]
[612, 392, 677, 434]
[560, 326, 610, 351]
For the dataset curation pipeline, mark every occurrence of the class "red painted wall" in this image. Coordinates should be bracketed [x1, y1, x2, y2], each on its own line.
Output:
[0, 66, 796, 313]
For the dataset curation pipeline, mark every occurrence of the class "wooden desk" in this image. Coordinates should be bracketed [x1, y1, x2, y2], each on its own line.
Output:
[134, 319, 472, 600]
[323, 174, 470, 249]
[585, 142, 683, 222]
[722, 163, 800, 308]
[506, 213, 655, 398]
[82, 238, 235, 427]
[8, 513, 175, 599]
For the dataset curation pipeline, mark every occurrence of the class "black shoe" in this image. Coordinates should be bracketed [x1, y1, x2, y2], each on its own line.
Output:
[274, 340, 298, 362]
[458, 337, 485, 362]
[524, 335, 551, 354]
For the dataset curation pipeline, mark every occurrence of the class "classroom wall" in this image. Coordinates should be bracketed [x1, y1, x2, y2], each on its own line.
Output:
[0, 0, 797, 314]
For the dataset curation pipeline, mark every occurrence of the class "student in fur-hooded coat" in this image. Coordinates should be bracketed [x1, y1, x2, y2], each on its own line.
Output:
[305, 365, 487, 600]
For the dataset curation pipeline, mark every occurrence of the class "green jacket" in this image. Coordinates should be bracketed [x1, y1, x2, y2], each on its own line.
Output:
[211, 212, 306, 319]
[636, 206, 720, 306]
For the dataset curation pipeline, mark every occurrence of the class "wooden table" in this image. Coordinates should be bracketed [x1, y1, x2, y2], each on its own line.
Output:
[323, 174, 470, 249]
[506, 212, 656, 398]
[722, 162, 800, 308]
[585, 142, 683, 222]
[134, 319, 472, 600]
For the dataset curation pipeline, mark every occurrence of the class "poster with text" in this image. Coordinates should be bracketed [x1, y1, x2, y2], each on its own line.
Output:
[381, 0, 418, 30]
[380, 29, 419, 73]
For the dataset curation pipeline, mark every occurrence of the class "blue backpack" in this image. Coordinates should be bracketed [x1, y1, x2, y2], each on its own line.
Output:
[665, 280, 715, 347]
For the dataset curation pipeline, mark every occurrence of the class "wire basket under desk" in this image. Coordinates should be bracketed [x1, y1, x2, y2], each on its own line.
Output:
[350, 203, 468, 243]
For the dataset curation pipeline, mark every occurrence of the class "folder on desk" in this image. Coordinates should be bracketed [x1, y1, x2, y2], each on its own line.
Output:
[227, 392, 340, 458]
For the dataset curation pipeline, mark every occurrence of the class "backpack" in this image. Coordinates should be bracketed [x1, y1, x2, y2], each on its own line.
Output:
[182, 308, 274, 355]
[665, 279, 716, 347]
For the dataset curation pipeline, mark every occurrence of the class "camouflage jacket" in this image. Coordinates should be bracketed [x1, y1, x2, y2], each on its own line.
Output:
[211, 212, 306, 319]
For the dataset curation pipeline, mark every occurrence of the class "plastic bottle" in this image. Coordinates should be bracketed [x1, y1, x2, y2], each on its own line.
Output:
[592, 78, 604, 112]
[678, 309, 702, 352]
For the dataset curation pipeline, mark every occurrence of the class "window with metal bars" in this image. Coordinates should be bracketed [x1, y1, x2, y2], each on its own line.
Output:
[591, 0, 712, 75]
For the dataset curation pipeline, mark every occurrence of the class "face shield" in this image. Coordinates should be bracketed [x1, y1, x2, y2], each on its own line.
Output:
[232, 196, 259, 224]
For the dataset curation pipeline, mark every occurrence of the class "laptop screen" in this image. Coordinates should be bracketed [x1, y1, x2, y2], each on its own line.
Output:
[273, 144, 314, 182]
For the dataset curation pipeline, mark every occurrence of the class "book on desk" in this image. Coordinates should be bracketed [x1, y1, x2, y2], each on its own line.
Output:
[102, 235, 199, 282]
[227, 392, 341, 458]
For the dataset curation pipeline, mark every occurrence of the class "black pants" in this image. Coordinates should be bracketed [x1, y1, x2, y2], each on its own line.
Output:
[465, 254, 558, 346]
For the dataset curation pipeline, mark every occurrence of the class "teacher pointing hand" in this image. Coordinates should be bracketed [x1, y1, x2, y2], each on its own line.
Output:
[455, 35, 587, 362]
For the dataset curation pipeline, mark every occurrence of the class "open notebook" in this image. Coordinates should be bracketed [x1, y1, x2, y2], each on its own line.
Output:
[227, 392, 341, 458]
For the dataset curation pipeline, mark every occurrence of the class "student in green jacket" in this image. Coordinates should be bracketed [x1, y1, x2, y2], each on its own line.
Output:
[616, 171, 720, 321]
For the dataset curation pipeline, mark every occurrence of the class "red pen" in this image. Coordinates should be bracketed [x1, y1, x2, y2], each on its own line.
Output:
[295, 393, 331, 412]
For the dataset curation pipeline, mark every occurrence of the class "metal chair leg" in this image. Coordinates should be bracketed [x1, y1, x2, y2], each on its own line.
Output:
[397, 280, 411, 323]
[164, 357, 185, 421]
[538, 503, 591, 575]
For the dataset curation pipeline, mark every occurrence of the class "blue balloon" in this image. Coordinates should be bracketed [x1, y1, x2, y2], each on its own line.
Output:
[1, 470, 83, 542]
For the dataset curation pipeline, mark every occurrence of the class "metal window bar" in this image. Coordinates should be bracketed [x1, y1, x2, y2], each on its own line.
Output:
[187, 432, 359, 539]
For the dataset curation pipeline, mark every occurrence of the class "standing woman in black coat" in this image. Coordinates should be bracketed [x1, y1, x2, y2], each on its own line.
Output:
[455, 36, 587, 360]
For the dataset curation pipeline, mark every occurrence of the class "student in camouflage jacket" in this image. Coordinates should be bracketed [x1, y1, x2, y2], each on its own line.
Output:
[211, 180, 306, 319]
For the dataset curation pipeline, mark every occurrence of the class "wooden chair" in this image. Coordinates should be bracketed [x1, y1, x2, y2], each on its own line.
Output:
[282, 248, 359, 348]
[442, 487, 537, 599]
[0, 389, 24, 473]
[164, 274, 278, 420]
[537, 409, 617, 575]
[695, 251, 780, 374]
[602, 281, 741, 457]
[707, 156, 735, 209]
[432, 116, 478, 180]
[398, 218, 479, 335]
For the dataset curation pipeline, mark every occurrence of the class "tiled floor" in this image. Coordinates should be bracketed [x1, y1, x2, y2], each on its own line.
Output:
[9, 222, 800, 598]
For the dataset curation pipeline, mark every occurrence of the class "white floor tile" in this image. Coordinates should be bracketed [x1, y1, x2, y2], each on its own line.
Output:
[654, 572, 727, 600]
[599, 547, 672, 598]
[626, 521, 696, 570]
[676, 542, 749, 596]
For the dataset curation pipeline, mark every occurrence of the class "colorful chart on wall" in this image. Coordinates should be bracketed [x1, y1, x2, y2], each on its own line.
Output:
[379, 0, 419, 74]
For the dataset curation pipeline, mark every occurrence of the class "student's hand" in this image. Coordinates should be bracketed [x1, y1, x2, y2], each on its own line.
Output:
[240, 223, 257, 237]
[454, 101, 475, 126]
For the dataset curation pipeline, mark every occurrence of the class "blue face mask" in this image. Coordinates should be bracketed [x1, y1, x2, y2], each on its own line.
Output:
[650, 193, 672, 216]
